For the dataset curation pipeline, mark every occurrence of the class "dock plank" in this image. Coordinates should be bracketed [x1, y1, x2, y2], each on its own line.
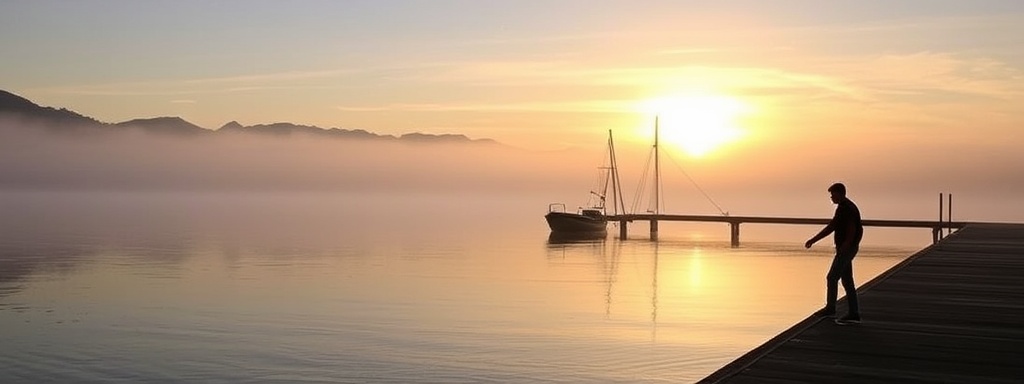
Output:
[699, 223, 1024, 383]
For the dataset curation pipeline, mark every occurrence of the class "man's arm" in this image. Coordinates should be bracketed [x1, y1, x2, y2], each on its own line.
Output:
[805, 222, 835, 248]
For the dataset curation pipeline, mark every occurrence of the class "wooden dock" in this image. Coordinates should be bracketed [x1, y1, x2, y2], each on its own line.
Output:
[698, 223, 1024, 383]
[607, 214, 967, 246]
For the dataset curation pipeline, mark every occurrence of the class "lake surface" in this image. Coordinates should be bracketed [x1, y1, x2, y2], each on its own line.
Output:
[0, 191, 921, 383]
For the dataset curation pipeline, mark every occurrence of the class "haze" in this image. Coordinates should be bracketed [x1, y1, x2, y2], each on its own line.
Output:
[2, 1, 1023, 222]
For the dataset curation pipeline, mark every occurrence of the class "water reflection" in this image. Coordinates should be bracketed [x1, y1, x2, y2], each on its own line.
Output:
[545, 231, 608, 245]
[651, 241, 660, 340]
[545, 234, 664, 341]
[0, 242, 98, 302]
[0, 192, 919, 383]
[542, 233, 919, 355]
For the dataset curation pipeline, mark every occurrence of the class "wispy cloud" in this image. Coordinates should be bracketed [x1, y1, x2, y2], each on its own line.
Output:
[336, 100, 627, 113]
[402, 58, 866, 104]
[808, 52, 1024, 106]
[28, 69, 360, 97]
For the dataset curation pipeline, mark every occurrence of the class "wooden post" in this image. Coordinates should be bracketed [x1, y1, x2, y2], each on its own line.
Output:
[939, 193, 945, 240]
[619, 220, 628, 240]
[730, 222, 740, 248]
[948, 194, 953, 236]
[650, 219, 659, 240]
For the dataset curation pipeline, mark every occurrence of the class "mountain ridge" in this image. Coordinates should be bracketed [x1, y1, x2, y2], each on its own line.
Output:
[0, 89, 497, 145]
[0, 89, 104, 129]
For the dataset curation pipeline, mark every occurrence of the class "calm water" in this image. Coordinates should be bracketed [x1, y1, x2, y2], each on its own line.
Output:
[0, 191, 919, 383]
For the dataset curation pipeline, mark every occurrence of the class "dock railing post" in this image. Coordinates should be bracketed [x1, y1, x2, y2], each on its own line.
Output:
[948, 193, 953, 236]
[619, 220, 628, 240]
[730, 222, 740, 248]
[650, 218, 658, 240]
[939, 193, 945, 240]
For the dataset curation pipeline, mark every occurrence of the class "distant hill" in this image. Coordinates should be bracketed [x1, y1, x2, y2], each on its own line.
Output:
[0, 89, 497, 144]
[214, 121, 497, 144]
[0, 89, 105, 130]
[116, 117, 211, 136]
[217, 121, 395, 140]
[400, 132, 487, 144]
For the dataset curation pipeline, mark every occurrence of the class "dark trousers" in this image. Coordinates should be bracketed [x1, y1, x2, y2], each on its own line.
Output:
[826, 246, 860, 316]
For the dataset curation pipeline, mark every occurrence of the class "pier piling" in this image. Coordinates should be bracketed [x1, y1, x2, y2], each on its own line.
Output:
[729, 222, 740, 247]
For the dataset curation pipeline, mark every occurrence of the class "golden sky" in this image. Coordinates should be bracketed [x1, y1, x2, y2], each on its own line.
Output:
[2, 1, 1024, 205]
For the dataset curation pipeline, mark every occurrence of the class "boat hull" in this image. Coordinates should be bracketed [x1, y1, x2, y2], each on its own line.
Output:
[545, 211, 608, 233]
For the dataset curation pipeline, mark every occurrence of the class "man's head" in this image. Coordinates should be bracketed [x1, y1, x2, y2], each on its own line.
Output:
[828, 182, 846, 204]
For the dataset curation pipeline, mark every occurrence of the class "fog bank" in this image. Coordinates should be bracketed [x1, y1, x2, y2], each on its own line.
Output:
[3, 118, 1023, 223]
[0, 119, 597, 197]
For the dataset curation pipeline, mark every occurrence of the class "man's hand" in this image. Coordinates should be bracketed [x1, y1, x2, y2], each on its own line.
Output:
[805, 239, 815, 249]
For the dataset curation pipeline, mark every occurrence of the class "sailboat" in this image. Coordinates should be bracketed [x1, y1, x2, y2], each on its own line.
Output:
[545, 130, 626, 234]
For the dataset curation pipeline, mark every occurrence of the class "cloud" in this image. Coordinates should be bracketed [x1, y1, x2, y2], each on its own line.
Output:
[839, 52, 1024, 101]
[335, 100, 626, 113]
[25, 68, 361, 97]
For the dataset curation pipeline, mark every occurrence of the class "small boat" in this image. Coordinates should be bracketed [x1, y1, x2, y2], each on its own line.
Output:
[545, 203, 608, 233]
[545, 130, 625, 234]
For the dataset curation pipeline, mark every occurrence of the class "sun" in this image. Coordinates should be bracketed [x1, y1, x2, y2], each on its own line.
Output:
[638, 94, 750, 157]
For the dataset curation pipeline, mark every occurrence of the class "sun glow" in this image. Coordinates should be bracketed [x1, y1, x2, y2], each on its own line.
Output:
[638, 94, 750, 157]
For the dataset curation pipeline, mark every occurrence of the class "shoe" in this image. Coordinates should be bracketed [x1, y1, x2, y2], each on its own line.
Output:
[834, 314, 861, 325]
[813, 309, 836, 319]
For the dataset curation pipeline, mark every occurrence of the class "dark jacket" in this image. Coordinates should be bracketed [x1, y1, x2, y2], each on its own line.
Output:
[832, 198, 863, 247]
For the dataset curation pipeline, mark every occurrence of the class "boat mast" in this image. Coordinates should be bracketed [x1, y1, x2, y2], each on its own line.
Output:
[649, 116, 661, 240]
[608, 129, 626, 216]
[653, 116, 660, 215]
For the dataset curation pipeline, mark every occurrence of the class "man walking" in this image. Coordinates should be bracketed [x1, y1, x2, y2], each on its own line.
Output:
[805, 182, 863, 325]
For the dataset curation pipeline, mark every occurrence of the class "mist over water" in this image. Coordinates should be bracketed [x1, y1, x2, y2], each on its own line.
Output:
[0, 118, 1021, 382]
[1, 190, 918, 383]
[3, 118, 1022, 226]
[0, 118, 597, 196]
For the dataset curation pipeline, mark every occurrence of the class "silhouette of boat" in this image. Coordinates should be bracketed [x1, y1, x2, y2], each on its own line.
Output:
[545, 204, 608, 233]
[545, 130, 625, 234]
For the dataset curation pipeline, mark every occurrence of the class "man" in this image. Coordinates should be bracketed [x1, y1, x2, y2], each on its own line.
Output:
[805, 182, 863, 325]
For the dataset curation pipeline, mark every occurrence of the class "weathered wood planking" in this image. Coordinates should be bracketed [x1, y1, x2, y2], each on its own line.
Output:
[699, 223, 1024, 384]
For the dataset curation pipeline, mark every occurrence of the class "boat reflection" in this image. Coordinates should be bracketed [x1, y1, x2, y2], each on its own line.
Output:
[544, 232, 661, 341]
[546, 231, 608, 245]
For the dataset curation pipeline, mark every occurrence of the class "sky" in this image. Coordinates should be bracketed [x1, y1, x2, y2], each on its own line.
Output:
[2, 1, 1024, 219]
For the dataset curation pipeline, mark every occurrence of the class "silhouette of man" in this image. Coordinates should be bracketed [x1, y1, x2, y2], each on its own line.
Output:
[805, 182, 863, 325]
